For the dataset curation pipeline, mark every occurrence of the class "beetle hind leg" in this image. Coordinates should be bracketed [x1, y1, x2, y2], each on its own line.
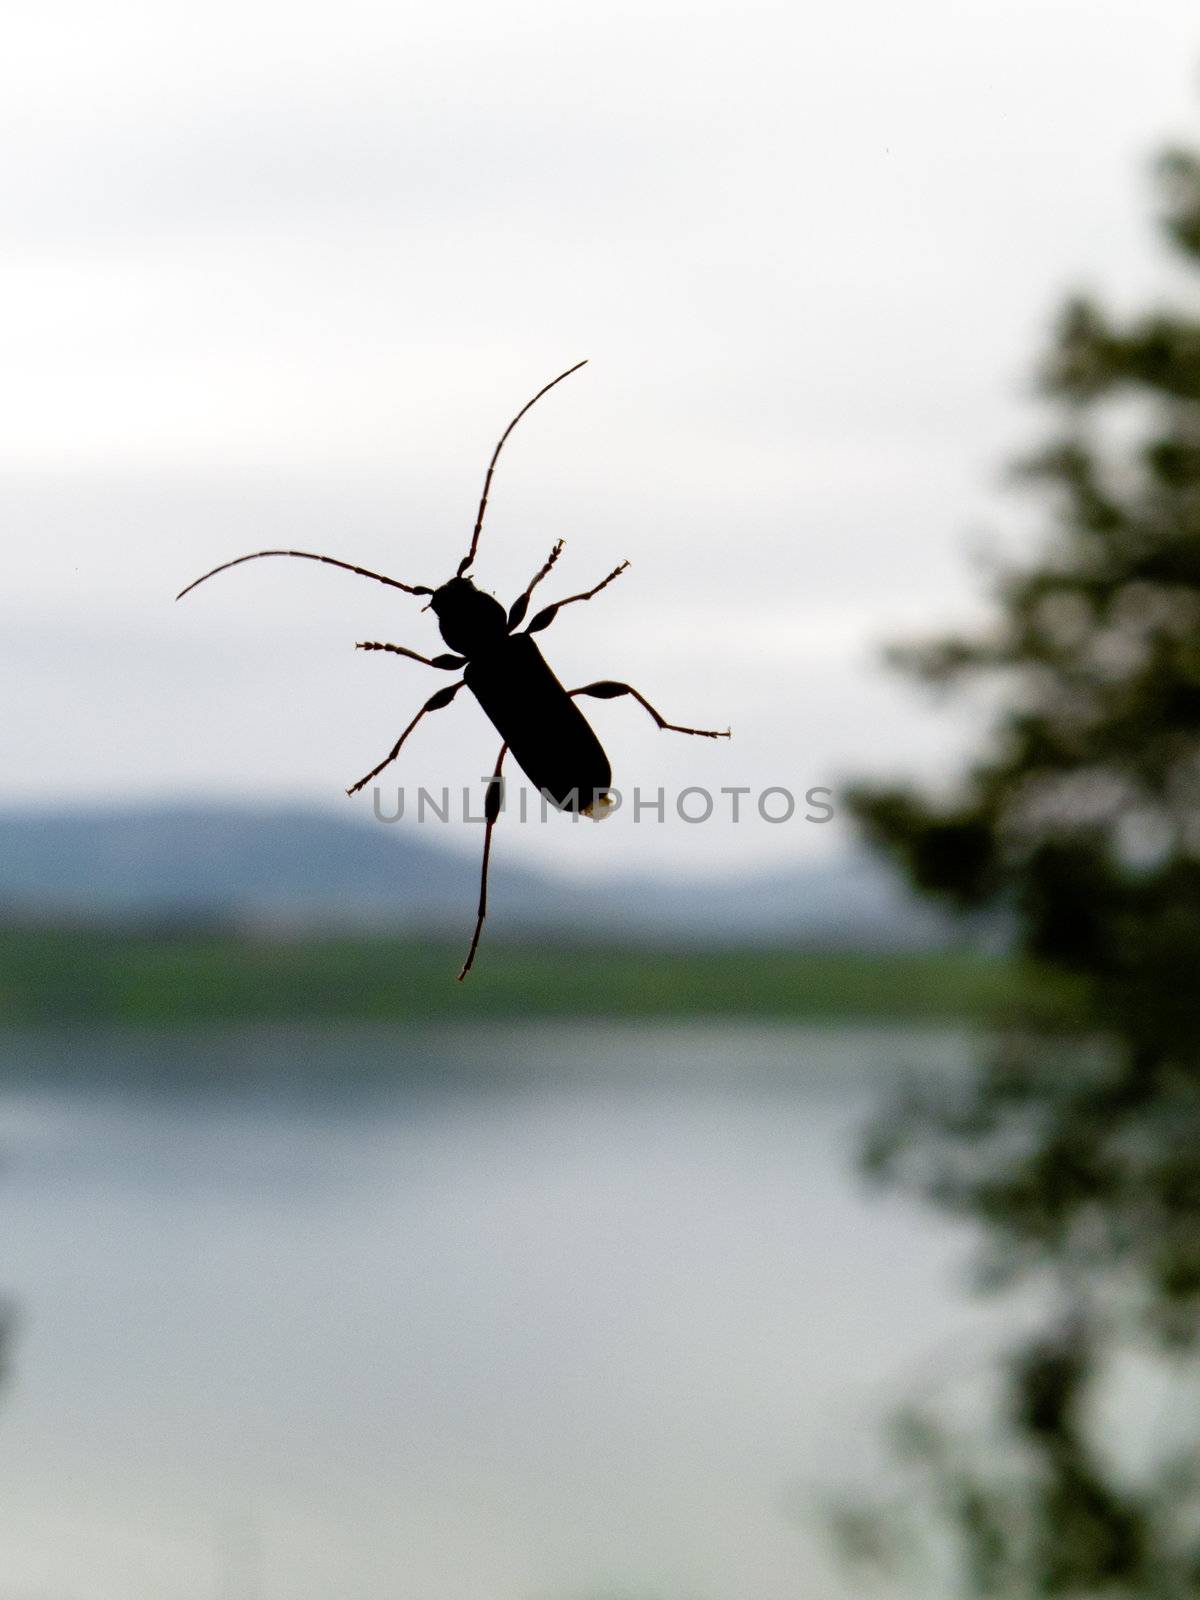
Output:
[458, 742, 509, 981]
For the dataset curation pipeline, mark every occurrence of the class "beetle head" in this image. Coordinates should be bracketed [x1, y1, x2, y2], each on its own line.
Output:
[430, 577, 507, 655]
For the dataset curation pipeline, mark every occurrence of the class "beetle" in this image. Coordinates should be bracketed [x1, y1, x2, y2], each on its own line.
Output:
[177, 361, 730, 978]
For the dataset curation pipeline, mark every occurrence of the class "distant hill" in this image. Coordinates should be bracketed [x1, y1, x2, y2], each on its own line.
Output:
[0, 804, 960, 948]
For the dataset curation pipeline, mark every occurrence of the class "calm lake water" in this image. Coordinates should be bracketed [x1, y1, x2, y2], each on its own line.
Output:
[0, 1023, 1014, 1600]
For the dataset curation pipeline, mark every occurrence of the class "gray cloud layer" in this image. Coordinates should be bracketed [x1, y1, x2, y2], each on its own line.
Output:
[4, 0, 1197, 876]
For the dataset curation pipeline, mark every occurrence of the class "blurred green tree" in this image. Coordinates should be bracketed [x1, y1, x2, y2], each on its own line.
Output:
[846, 137, 1200, 1594]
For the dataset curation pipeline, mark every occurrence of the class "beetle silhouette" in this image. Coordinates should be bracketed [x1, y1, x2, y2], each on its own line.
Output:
[177, 362, 730, 977]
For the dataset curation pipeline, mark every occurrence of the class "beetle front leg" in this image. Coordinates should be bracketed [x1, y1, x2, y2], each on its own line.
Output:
[523, 560, 630, 635]
[506, 540, 565, 629]
[569, 681, 730, 739]
[345, 680, 465, 796]
[458, 742, 509, 981]
[356, 641, 465, 669]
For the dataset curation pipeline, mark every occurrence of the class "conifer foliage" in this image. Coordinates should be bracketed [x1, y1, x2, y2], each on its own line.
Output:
[847, 139, 1200, 1595]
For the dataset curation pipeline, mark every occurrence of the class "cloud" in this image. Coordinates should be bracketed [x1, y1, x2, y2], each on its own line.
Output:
[4, 0, 1199, 874]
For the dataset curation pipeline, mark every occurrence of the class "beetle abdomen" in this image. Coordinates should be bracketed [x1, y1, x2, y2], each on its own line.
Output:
[465, 635, 612, 813]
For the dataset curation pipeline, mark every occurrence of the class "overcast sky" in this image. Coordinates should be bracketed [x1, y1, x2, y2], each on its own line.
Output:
[4, 0, 1200, 879]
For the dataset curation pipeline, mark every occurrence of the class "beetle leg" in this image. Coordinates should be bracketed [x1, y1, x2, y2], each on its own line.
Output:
[345, 680, 465, 796]
[356, 642, 465, 670]
[458, 742, 509, 981]
[506, 540, 564, 630]
[525, 560, 631, 635]
[569, 681, 731, 739]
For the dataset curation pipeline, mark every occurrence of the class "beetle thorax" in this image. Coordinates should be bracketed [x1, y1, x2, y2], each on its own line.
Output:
[429, 577, 508, 657]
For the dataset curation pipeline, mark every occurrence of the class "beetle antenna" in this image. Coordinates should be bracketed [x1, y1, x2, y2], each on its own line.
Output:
[457, 360, 588, 578]
[176, 549, 435, 602]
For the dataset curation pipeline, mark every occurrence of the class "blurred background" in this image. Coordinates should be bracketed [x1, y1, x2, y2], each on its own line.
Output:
[4, 1, 1200, 1595]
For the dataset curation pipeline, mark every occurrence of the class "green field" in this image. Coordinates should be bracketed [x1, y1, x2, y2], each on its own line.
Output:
[0, 926, 1060, 1026]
